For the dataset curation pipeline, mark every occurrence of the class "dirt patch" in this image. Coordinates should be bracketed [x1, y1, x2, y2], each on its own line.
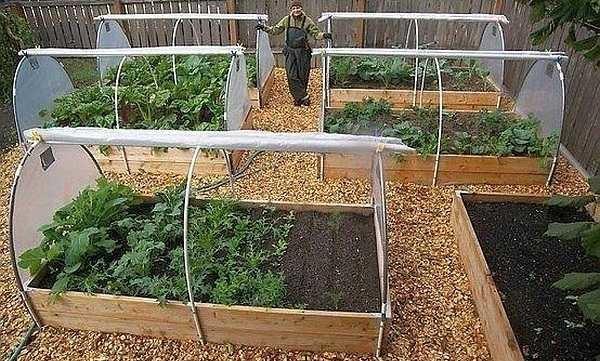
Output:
[465, 201, 600, 361]
[281, 211, 380, 313]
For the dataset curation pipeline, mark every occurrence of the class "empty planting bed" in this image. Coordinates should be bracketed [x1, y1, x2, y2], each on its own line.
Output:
[452, 192, 600, 361]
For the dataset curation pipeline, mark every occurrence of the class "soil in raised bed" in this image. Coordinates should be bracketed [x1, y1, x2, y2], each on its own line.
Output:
[465, 201, 600, 361]
[280, 210, 381, 313]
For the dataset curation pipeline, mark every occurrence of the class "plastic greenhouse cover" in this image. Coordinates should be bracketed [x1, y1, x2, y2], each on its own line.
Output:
[516, 60, 565, 138]
[478, 22, 505, 89]
[257, 30, 275, 89]
[96, 20, 131, 78]
[19, 46, 244, 58]
[225, 54, 251, 130]
[24, 128, 415, 155]
[10, 144, 101, 287]
[96, 13, 268, 21]
[313, 48, 567, 61]
[13, 56, 74, 144]
[318, 12, 508, 24]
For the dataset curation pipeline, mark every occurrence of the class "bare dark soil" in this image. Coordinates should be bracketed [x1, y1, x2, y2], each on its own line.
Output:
[465, 201, 600, 361]
[281, 210, 380, 313]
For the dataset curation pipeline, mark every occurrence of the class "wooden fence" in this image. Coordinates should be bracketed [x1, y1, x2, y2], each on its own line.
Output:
[498, 0, 600, 176]
[3, 0, 599, 175]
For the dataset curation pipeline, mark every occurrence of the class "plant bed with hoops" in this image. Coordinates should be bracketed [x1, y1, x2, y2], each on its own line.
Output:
[17, 180, 390, 354]
[247, 55, 275, 108]
[322, 99, 556, 185]
[14, 50, 254, 176]
[451, 191, 600, 361]
[329, 57, 508, 111]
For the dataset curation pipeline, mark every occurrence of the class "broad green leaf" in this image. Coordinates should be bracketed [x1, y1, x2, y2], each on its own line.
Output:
[582, 224, 600, 258]
[545, 222, 594, 240]
[589, 176, 600, 194]
[553, 273, 600, 290]
[17, 247, 46, 275]
[578, 288, 600, 324]
[51, 275, 72, 295]
[546, 195, 596, 208]
[63, 262, 82, 274]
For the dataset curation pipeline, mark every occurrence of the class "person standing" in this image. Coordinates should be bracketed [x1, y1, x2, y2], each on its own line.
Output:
[256, 1, 332, 106]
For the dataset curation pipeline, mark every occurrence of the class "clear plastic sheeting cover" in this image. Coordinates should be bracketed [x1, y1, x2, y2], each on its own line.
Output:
[13, 56, 74, 144]
[257, 30, 275, 89]
[96, 20, 131, 78]
[516, 60, 565, 137]
[24, 128, 415, 155]
[225, 54, 251, 130]
[478, 22, 505, 89]
[10, 144, 101, 287]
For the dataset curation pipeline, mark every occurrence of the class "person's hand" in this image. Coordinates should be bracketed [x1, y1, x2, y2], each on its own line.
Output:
[255, 24, 267, 32]
[323, 33, 333, 40]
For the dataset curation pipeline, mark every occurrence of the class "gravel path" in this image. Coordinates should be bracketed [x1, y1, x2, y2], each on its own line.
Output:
[0, 68, 590, 360]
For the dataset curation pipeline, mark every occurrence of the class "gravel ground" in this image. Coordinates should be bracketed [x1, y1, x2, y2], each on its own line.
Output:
[0, 68, 591, 360]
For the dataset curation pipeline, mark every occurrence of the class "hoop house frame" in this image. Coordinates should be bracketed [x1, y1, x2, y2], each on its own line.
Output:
[317, 12, 508, 110]
[13, 128, 413, 355]
[315, 48, 567, 186]
[95, 13, 275, 107]
[14, 46, 252, 177]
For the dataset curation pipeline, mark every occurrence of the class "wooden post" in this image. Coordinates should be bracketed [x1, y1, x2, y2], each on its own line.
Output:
[493, 0, 505, 14]
[225, 0, 238, 44]
[352, 0, 366, 47]
[112, 0, 124, 14]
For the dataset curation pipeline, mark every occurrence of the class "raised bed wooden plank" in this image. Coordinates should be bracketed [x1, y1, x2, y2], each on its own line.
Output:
[330, 88, 503, 111]
[451, 191, 524, 361]
[323, 154, 549, 185]
[248, 67, 275, 108]
[27, 287, 380, 353]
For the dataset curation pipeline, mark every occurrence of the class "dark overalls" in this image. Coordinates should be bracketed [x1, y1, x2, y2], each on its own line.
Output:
[283, 16, 312, 104]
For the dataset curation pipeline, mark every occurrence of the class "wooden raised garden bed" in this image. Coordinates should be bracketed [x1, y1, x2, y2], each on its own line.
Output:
[248, 67, 275, 108]
[328, 59, 509, 111]
[329, 86, 505, 112]
[87, 113, 253, 175]
[322, 104, 552, 185]
[23, 199, 390, 354]
[324, 153, 549, 185]
[451, 192, 600, 361]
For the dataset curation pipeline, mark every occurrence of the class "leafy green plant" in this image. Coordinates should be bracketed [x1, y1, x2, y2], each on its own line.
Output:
[325, 289, 343, 310]
[325, 101, 557, 158]
[19, 179, 296, 309]
[544, 177, 600, 325]
[43, 55, 234, 131]
[0, 9, 36, 105]
[516, 0, 600, 65]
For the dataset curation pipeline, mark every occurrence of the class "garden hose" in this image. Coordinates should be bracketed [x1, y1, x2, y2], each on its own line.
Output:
[7, 322, 37, 361]
[195, 150, 264, 194]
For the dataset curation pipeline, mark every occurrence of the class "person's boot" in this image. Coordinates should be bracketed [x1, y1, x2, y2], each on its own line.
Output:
[300, 96, 310, 106]
[293, 99, 302, 106]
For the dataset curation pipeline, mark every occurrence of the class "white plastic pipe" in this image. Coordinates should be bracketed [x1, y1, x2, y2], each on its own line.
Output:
[313, 48, 567, 61]
[95, 13, 268, 21]
[318, 12, 509, 24]
[19, 46, 244, 58]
